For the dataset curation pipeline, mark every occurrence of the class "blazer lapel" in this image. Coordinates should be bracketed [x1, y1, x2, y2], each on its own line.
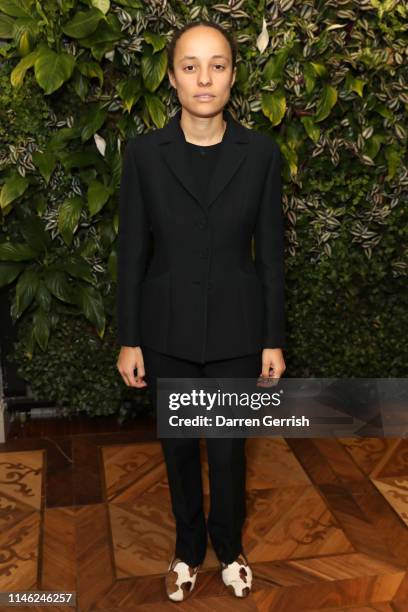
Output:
[158, 108, 249, 213]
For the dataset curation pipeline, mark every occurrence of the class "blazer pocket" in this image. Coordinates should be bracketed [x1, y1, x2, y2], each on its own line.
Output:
[140, 270, 171, 345]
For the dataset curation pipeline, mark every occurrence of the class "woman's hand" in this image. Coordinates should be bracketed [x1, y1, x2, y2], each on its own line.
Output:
[258, 348, 286, 386]
[117, 346, 148, 388]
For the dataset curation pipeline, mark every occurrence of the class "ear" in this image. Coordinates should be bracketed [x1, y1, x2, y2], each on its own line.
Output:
[168, 69, 176, 89]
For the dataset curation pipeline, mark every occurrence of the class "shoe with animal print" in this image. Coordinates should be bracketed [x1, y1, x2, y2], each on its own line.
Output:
[220, 551, 253, 597]
[165, 554, 201, 602]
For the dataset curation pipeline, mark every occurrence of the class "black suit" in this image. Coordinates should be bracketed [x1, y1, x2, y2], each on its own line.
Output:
[117, 108, 285, 362]
[116, 108, 286, 566]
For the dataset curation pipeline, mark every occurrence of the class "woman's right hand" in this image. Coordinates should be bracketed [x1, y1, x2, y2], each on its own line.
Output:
[117, 346, 148, 388]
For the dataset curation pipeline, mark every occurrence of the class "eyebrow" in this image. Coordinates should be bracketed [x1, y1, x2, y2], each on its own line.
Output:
[178, 54, 229, 62]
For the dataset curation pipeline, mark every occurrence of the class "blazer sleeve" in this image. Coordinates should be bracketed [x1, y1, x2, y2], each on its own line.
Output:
[254, 141, 286, 349]
[116, 139, 150, 347]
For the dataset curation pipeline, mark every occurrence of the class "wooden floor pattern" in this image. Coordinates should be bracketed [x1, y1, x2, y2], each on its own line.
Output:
[0, 417, 408, 611]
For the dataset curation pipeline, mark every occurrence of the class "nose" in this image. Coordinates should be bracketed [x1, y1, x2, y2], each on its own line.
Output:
[198, 68, 211, 86]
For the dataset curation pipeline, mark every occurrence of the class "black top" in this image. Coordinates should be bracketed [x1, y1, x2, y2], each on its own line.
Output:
[184, 140, 223, 205]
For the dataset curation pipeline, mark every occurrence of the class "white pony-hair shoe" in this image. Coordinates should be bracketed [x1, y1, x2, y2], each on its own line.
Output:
[221, 552, 253, 597]
[165, 554, 201, 602]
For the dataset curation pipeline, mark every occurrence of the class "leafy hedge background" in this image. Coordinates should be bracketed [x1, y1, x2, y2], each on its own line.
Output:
[0, 0, 407, 418]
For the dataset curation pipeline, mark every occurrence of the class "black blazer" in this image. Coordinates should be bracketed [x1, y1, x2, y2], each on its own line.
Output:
[117, 108, 286, 363]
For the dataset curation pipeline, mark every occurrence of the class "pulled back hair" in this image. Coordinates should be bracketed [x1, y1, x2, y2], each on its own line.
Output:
[166, 20, 238, 74]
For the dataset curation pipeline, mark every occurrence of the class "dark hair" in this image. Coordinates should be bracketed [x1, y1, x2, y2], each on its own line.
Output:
[166, 20, 238, 74]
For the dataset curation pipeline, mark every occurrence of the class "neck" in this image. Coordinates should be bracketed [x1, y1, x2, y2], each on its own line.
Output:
[180, 109, 226, 145]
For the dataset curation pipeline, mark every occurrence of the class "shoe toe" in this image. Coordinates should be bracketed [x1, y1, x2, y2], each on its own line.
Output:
[166, 558, 199, 601]
[221, 556, 253, 597]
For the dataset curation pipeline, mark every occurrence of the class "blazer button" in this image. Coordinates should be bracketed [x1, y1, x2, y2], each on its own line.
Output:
[200, 248, 209, 259]
[198, 220, 207, 230]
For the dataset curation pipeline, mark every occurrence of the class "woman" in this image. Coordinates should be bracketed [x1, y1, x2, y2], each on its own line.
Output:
[116, 20, 286, 602]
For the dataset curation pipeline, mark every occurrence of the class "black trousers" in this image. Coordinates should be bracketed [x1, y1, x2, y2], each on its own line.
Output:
[141, 344, 262, 566]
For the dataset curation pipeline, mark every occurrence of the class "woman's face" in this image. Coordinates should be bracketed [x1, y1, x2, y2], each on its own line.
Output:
[168, 26, 236, 117]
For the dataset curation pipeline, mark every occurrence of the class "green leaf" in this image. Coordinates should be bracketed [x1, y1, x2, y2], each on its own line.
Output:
[75, 283, 105, 335]
[107, 247, 117, 281]
[363, 134, 383, 159]
[35, 282, 52, 311]
[14, 16, 38, 55]
[43, 268, 76, 303]
[374, 103, 393, 120]
[144, 92, 166, 128]
[303, 63, 316, 94]
[0, 262, 24, 287]
[79, 13, 122, 50]
[91, 0, 110, 15]
[31, 150, 56, 183]
[0, 13, 16, 38]
[141, 47, 167, 92]
[117, 78, 142, 113]
[87, 180, 111, 216]
[58, 150, 105, 171]
[285, 123, 303, 150]
[34, 194, 47, 216]
[0, 173, 29, 208]
[58, 196, 83, 245]
[143, 30, 166, 52]
[80, 105, 108, 142]
[370, 0, 396, 18]
[345, 72, 366, 97]
[33, 307, 50, 350]
[281, 143, 298, 176]
[314, 84, 337, 122]
[34, 45, 76, 94]
[301, 116, 320, 143]
[385, 146, 401, 180]
[62, 8, 105, 39]
[261, 89, 286, 126]
[20, 215, 50, 252]
[0, 242, 37, 261]
[98, 217, 116, 247]
[0, 0, 30, 18]
[15, 267, 40, 316]
[72, 71, 89, 101]
[77, 60, 104, 87]
[47, 126, 82, 150]
[63, 255, 94, 285]
[112, 213, 119, 235]
[262, 49, 289, 82]
[310, 62, 327, 77]
[234, 62, 249, 90]
[79, 236, 98, 259]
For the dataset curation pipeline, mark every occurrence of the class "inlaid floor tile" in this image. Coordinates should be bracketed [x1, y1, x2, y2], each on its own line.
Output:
[0, 450, 44, 591]
[371, 476, 408, 527]
[244, 485, 354, 562]
[109, 500, 175, 577]
[0, 450, 43, 510]
[241, 437, 311, 490]
[338, 438, 400, 477]
[0, 510, 40, 590]
[102, 442, 165, 503]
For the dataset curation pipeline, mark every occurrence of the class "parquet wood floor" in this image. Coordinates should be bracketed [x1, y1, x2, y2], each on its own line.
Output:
[0, 416, 407, 611]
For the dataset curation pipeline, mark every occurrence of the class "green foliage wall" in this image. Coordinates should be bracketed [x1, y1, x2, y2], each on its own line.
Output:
[0, 0, 407, 415]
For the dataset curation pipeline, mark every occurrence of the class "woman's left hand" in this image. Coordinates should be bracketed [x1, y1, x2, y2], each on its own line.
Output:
[259, 348, 286, 381]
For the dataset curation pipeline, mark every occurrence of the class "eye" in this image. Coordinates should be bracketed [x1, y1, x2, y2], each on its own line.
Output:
[214, 64, 226, 70]
[183, 64, 196, 72]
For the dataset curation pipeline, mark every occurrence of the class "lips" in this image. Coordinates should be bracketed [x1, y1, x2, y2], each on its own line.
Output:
[195, 95, 215, 99]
